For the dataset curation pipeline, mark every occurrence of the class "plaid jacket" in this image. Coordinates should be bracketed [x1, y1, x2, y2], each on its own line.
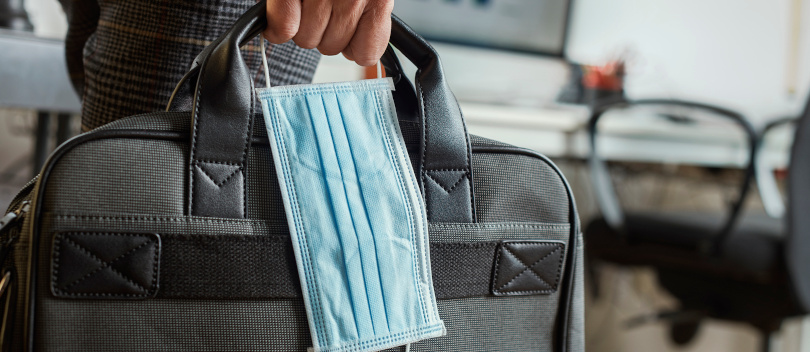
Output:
[59, 0, 321, 131]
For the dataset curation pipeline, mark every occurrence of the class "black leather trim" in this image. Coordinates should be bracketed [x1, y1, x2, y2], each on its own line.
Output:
[471, 145, 580, 352]
[381, 46, 420, 125]
[390, 14, 476, 223]
[186, 3, 268, 218]
[492, 241, 565, 296]
[51, 232, 160, 299]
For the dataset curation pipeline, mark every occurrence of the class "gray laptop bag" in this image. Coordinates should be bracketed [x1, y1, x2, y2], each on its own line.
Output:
[0, 2, 583, 350]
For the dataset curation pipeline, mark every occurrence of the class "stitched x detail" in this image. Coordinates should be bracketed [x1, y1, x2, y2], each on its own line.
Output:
[195, 162, 241, 187]
[52, 232, 160, 299]
[424, 171, 467, 193]
[498, 246, 559, 291]
[60, 237, 151, 292]
[492, 241, 565, 296]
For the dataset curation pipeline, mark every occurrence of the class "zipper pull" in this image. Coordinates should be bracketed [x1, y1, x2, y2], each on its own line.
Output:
[0, 201, 28, 268]
[0, 201, 30, 235]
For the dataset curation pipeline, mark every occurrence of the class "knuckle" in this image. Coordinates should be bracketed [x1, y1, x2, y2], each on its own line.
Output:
[317, 44, 342, 56]
[341, 0, 363, 13]
[268, 24, 298, 43]
[295, 37, 319, 50]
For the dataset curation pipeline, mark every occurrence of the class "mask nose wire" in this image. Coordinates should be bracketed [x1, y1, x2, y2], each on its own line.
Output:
[259, 36, 383, 89]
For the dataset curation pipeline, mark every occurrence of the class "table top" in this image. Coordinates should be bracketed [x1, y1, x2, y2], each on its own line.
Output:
[460, 101, 791, 169]
[0, 30, 81, 113]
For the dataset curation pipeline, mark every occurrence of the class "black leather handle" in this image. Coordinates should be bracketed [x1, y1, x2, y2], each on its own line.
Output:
[177, 1, 475, 222]
[183, 2, 267, 218]
[388, 14, 475, 222]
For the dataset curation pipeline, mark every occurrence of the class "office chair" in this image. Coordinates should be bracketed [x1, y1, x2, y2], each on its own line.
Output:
[584, 99, 805, 352]
[755, 118, 796, 220]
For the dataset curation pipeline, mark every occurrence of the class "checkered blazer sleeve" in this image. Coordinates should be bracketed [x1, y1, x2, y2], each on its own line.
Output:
[60, 0, 321, 131]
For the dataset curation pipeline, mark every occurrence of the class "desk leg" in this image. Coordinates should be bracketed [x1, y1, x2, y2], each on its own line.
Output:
[56, 113, 73, 145]
[33, 111, 50, 176]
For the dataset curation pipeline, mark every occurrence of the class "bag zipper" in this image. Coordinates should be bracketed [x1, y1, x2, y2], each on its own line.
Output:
[0, 200, 30, 267]
[9, 177, 36, 205]
[0, 201, 29, 235]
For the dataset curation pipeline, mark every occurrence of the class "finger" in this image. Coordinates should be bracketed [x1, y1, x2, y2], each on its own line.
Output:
[292, 0, 332, 50]
[345, 0, 393, 66]
[342, 47, 355, 62]
[317, 0, 365, 56]
[264, 0, 301, 44]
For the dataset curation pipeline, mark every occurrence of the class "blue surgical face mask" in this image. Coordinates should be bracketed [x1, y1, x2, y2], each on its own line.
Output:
[257, 57, 445, 352]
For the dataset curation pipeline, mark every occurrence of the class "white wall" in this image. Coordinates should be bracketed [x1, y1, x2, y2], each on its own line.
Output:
[24, 0, 66, 38]
[566, 0, 810, 126]
[389, 0, 810, 127]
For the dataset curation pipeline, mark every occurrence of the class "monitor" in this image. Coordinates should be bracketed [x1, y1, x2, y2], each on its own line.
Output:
[392, 0, 573, 57]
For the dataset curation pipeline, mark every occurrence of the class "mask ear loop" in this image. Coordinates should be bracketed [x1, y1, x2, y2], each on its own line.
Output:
[260, 37, 271, 88]
[377, 60, 383, 79]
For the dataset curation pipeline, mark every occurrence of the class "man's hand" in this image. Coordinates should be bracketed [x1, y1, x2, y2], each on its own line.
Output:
[264, 0, 394, 67]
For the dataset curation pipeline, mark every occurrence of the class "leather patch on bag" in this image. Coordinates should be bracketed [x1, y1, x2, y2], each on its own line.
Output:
[51, 232, 160, 299]
[492, 241, 565, 296]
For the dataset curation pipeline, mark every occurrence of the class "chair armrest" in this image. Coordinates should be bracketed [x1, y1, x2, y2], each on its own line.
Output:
[587, 99, 758, 254]
[756, 117, 796, 219]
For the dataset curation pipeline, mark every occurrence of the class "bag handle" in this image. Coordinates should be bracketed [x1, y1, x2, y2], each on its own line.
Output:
[173, 1, 475, 222]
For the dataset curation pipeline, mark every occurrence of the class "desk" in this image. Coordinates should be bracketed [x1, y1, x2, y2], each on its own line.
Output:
[461, 102, 791, 169]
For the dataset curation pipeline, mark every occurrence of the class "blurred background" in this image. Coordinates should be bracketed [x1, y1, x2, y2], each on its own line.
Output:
[2, 0, 810, 351]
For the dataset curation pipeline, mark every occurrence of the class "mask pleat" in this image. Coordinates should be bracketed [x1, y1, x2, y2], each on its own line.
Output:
[336, 89, 422, 333]
[303, 94, 369, 342]
[267, 97, 334, 346]
[321, 91, 395, 338]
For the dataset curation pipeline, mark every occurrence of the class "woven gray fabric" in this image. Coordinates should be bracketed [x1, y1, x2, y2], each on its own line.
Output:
[94, 112, 189, 132]
[44, 138, 187, 215]
[42, 214, 289, 236]
[428, 223, 570, 242]
[472, 152, 570, 223]
[35, 295, 556, 351]
[59, 0, 320, 131]
[37, 298, 312, 351]
[382, 296, 557, 352]
[470, 134, 514, 148]
[246, 144, 287, 221]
